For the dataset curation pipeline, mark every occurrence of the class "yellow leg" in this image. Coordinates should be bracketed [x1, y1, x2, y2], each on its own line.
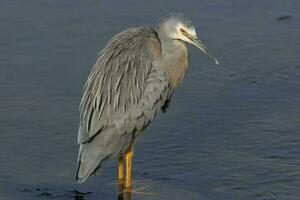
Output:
[118, 154, 124, 183]
[118, 154, 124, 199]
[125, 148, 134, 191]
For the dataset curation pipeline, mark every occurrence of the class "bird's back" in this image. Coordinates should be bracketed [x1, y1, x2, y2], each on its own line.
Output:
[79, 28, 161, 143]
[76, 27, 171, 182]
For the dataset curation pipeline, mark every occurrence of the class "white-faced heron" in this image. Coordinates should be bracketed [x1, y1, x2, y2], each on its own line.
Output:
[76, 13, 218, 191]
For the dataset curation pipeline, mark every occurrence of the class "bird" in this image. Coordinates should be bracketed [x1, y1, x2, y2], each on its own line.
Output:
[75, 13, 218, 191]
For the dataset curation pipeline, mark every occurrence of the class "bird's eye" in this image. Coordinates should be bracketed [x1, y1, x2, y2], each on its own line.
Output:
[180, 28, 186, 34]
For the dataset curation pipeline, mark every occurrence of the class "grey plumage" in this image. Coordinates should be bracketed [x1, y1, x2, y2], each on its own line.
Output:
[76, 28, 171, 182]
[76, 14, 218, 183]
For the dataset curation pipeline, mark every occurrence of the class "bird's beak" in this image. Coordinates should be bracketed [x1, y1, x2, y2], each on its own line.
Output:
[188, 35, 219, 65]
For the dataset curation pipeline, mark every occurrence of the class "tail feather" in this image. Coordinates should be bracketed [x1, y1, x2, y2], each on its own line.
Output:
[75, 128, 127, 183]
[75, 143, 108, 183]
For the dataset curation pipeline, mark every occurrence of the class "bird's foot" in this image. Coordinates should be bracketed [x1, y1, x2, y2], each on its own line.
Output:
[126, 186, 155, 195]
[118, 180, 155, 195]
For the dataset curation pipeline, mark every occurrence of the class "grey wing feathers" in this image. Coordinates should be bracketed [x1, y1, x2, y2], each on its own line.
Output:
[78, 28, 164, 143]
[76, 28, 171, 182]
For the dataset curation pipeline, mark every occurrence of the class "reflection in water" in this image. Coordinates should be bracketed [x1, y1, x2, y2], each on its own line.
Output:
[70, 190, 91, 200]
[117, 180, 156, 200]
[74, 192, 85, 200]
[118, 191, 131, 200]
[118, 182, 131, 200]
[118, 182, 124, 200]
[19, 186, 92, 200]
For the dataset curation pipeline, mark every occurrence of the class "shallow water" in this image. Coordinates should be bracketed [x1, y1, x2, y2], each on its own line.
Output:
[1, 0, 300, 199]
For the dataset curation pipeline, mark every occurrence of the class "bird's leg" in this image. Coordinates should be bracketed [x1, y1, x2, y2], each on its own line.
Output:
[118, 154, 125, 199]
[125, 147, 134, 191]
[118, 154, 124, 185]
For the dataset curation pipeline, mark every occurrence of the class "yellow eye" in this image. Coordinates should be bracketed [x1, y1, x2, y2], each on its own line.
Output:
[180, 28, 186, 34]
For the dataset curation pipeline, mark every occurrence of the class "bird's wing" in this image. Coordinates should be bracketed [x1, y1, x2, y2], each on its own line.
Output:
[78, 28, 171, 145]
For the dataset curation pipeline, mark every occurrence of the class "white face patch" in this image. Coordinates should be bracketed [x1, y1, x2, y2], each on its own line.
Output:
[172, 23, 197, 42]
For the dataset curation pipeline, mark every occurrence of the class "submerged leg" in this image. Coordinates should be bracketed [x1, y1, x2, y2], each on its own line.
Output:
[125, 147, 134, 191]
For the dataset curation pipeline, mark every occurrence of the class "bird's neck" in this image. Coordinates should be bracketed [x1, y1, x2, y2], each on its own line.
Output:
[159, 37, 189, 90]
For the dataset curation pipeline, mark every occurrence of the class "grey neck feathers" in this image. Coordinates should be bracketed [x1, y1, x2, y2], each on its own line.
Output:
[158, 34, 189, 90]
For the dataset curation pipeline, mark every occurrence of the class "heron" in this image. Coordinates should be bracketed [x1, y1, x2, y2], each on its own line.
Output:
[76, 13, 218, 191]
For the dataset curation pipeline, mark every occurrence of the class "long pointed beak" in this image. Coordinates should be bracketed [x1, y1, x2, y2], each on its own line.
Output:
[190, 36, 219, 65]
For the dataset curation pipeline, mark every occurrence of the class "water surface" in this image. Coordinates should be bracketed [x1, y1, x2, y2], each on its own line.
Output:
[1, 0, 300, 199]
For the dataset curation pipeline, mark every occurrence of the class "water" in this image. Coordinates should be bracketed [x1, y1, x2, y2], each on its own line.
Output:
[1, 0, 300, 199]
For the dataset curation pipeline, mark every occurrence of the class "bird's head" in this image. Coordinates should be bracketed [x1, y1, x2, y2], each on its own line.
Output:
[158, 13, 219, 65]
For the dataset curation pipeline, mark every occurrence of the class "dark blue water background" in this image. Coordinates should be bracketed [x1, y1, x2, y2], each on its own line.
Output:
[0, 0, 299, 199]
